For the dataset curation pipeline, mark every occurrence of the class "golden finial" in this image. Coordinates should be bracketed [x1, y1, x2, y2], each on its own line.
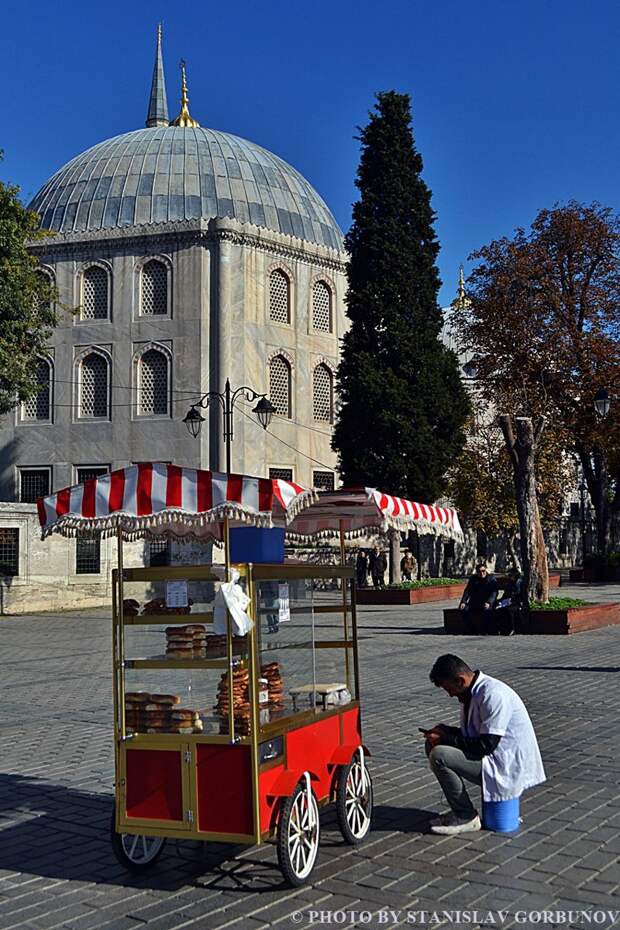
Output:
[453, 265, 470, 310]
[171, 59, 200, 128]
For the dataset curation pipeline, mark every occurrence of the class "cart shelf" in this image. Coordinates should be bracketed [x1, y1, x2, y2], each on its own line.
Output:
[123, 658, 229, 669]
[122, 613, 214, 625]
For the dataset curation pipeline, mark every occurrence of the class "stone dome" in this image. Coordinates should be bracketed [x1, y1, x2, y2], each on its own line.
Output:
[29, 125, 343, 250]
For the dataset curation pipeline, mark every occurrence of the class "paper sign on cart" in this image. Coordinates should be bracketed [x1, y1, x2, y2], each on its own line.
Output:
[166, 580, 188, 608]
[278, 583, 290, 622]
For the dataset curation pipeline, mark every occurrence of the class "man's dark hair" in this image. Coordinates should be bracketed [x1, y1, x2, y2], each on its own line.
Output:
[476, 562, 487, 571]
[429, 654, 473, 686]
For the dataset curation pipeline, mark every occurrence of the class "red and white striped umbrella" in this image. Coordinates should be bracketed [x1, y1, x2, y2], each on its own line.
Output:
[286, 487, 462, 541]
[38, 463, 315, 540]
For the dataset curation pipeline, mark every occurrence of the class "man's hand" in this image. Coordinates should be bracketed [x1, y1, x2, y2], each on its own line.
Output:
[458, 602, 465, 610]
[422, 725, 446, 748]
[484, 602, 491, 610]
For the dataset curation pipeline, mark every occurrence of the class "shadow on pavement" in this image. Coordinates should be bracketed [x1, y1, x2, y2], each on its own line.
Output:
[519, 664, 620, 673]
[0, 772, 283, 890]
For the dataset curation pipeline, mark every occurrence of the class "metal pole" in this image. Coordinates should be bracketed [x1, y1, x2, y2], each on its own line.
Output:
[580, 483, 587, 566]
[225, 378, 232, 474]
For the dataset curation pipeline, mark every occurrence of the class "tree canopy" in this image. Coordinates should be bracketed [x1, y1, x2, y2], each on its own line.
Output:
[0, 158, 58, 415]
[333, 91, 470, 501]
[453, 201, 620, 554]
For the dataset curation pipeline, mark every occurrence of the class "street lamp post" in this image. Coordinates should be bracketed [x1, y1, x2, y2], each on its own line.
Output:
[594, 388, 619, 418]
[182, 378, 275, 473]
[578, 479, 588, 567]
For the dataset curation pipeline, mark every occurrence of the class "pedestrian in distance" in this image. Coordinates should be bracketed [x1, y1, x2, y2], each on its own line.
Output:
[494, 567, 524, 636]
[368, 544, 387, 587]
[421, 654, 546, 835]
[355, 549, 369, 588]
[458, 563, 498, 634]
[400, 548, 417, 581]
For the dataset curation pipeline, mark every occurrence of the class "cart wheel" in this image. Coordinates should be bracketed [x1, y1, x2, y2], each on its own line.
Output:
[277, 782, 320, 886]
[110, 805, 166, 872]
[336, 753, 373, 844]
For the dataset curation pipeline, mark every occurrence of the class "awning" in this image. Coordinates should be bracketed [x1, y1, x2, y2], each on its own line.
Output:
[38, 463, 316, 541]
[286, 487, 463, 542]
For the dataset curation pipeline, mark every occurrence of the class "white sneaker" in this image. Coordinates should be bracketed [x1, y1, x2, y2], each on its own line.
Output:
[430, 812, 481, 835]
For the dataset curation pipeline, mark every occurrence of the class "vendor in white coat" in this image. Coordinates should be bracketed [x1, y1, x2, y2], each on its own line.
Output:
[422, 654, 546, 836]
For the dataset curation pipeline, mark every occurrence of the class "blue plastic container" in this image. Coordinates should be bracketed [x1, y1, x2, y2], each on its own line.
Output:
[229, 527, 285, 564]
[482, 796, 520, 832]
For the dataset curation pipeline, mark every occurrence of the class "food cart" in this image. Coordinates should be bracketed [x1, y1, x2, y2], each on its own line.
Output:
[38, 463, 372, 886]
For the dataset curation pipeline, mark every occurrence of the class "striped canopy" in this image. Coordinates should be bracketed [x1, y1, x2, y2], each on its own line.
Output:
[286, 487, 463, 542]
[38, 463, 315, 540]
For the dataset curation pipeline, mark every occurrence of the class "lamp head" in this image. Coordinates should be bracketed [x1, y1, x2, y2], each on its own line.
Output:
[594, 388, 610, 418]
[253, 396, 275, 430]
[183, 405, 205, 438]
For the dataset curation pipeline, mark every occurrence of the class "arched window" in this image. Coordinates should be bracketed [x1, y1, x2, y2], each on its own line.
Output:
[141, 259, 168, 316]
[312, 364, 333, 422]
[22, 356, 52, 422]
[269, 355, 292, 418]
[269, 269, 291, 324]
[79, 352, 109, 418]
[82, 265, 109, 320]
[35, 268, 54, 313]
[312, 280, 332, 333]
[137, 348, 169, 416]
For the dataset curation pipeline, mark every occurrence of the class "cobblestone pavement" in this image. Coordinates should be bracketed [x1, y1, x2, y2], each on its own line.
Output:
[1, 583, 620, 929]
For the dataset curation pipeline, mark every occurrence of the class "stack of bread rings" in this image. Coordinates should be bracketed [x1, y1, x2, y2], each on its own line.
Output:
[124, 692, 203, 733]
[214, 668, 251, 735]
[261, 662, 284, 707]
[165, 624, 207, 659]
[206, 633, 247, 657]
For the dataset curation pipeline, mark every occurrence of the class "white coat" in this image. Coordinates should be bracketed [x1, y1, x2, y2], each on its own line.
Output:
[461, 671, 546, 802]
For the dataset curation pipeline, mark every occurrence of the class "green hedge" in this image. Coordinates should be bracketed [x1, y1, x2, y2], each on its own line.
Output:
[379, 578, 463, 590]
[529, 597, 589, 611]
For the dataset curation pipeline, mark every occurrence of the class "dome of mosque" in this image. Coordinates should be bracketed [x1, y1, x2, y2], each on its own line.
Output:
[28, 33, 343, 250]
[29, 126, 342, 249]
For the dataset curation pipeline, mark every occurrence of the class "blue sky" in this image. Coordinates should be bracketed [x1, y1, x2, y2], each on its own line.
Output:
[2, 0, 619, 306]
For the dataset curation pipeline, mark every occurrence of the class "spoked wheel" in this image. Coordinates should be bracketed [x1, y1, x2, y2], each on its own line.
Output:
[336, 754, 373, 844]
[110, 804, 166, 872]
[277, 781, 320, 886]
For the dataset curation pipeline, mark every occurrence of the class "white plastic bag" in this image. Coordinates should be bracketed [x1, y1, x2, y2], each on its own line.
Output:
[213, 569, 254, 636]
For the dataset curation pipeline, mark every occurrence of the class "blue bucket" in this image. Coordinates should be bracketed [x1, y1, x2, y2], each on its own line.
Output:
[229, 527, 285, 564]
[482, 797, 520, 832]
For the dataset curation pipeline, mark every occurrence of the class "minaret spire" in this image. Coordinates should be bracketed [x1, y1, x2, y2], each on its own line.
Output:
[145, 24, 169, 128]
[171, 59, 200, 128]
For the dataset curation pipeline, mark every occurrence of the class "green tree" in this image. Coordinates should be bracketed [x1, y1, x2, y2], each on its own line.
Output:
[333, 92, 470, 504]
[0, 157, 58, 415]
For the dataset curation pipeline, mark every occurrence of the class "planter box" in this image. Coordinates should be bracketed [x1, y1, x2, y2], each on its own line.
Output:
[444, 602, 620, 635]
[358, 582, 466, 605]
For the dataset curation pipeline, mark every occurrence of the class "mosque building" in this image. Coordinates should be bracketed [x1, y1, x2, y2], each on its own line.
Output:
[2, 26, 346, 512]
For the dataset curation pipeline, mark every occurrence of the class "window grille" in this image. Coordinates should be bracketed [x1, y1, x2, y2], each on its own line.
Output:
[138, 349, 169, 416]
[35, 269, 53, 312]
[312, 281, 332, 332]
[0, 529, 19, 576]
[22, 357, 51, 421]
[82, 266, 108, 320]
[312, 471, 335, 491]
[80, 353, 109, 418]
[312, 364, 333, 422]
[269, 356, 291, 417]
[141, 260, 168, 315]
[77, 467, 108, 484]
[20, 469, 51, 503]
[269, 270, 290, 324]
[269, 468, 293, 482]
[149, 537, 171, 567]
[76, 538, 100, 574]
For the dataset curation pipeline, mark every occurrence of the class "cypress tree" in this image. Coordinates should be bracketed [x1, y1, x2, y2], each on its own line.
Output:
[333, 91, 470, 501]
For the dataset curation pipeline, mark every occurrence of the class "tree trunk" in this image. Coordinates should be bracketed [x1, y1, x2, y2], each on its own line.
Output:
[499, 415, 550, 603]
[389, 529, 401, 584]
[579, 447, 613, 559]
[506, 531, 521, 572]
